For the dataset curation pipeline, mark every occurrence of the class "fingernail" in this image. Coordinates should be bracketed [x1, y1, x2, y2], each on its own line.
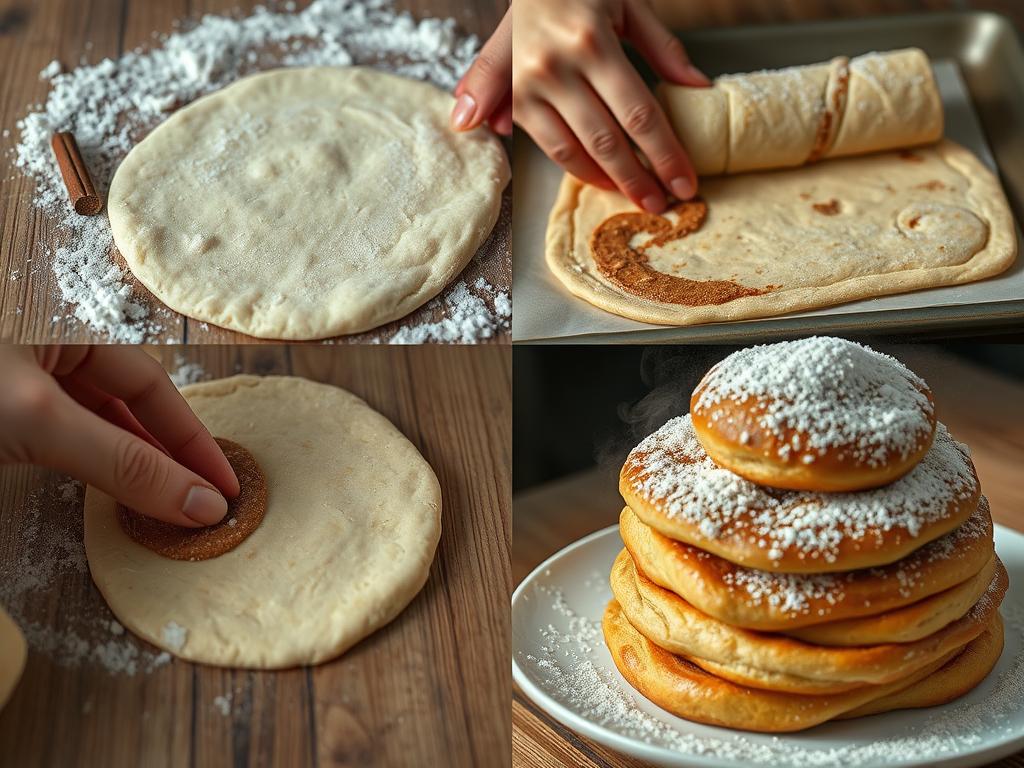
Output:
[450, 93, 477, 130]
[670, 177, 694, 199]
[183, 486, 227, 526]
[685, 64, 712, 86]
[641, 194, 665, 213]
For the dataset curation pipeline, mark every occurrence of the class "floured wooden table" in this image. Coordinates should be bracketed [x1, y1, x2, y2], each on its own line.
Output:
[0, 345, 511, 766]
[0, 0, 510, 344]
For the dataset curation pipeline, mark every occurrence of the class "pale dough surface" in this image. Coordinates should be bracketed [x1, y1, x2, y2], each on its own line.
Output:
[546, 140, 1016, 326]
[84, 375, 442, 668]
[108, 67, 510, 340]
[0, 605, 26, 709]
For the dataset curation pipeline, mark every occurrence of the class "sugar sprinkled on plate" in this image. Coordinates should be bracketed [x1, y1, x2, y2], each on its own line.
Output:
[520, 581, 1024, 767]
[11, 0, 507, 343]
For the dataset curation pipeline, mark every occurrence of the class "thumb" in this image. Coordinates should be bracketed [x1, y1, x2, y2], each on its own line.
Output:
[42, 392, 227, 527]
[451, 8, 511, 131]
[624, 3, 711, 87]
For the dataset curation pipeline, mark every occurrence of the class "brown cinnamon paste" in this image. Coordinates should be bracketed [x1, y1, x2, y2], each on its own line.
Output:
[118, 437, 267, 561]
[590, 199, 766, 306]
[812, 199, 841, 215]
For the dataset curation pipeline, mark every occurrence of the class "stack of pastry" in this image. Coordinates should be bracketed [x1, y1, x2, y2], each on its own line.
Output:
[604, 337, 1007, 733]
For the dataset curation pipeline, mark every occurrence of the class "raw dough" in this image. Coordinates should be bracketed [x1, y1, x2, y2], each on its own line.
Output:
[0, 605, 26, 709]
[108, 67, 510, 339]
[546, 140, 1016, 326]
[657, 49, 943, 175]
[84, 375, 442, 668]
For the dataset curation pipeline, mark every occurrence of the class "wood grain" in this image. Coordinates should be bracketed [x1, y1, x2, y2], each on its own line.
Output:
[513, 347, 1024, 768]
[0, 344, 511, 767]
[0, 0, 509, 345]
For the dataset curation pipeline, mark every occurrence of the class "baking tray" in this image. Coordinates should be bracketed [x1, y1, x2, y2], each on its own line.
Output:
[512, 12, 1024, 344]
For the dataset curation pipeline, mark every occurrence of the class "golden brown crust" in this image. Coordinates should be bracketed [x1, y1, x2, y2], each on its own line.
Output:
[118, 437, 266, 561]
[689, 385, 936, 492]
[602, 599, 959, 733]
[838, 613, 1003, 718]
[611, 549, 1006, 685]
[619, 503, 994, 631]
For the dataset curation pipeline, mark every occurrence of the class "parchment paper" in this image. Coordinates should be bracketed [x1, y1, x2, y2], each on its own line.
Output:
[511, 60, 1024, 342]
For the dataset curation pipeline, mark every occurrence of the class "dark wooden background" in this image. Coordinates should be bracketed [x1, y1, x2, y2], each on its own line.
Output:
[0, 345, 512, 767]
[0, 0, 509, 345]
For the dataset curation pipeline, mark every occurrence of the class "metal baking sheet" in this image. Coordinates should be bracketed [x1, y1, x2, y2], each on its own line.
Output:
[512, 12, 1024, 344]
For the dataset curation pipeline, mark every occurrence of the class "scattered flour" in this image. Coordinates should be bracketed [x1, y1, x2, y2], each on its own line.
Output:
[11, 0, 507, 343]
[213, 693, 233, 716]
[161, 621, 188, 652]
[0, 474, 170, 675]
[168, 354, 206, 388]
[521, 582, 1024, 767]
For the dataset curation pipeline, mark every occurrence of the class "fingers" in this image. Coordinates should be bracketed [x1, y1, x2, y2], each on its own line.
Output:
[589, 49, 698, 199]
[452, 8, 512, 131]
[54, 348, 239, 498]
[552, 76, 667, 211]
[58, 374, 167, 453]
[42, 394, 228, 527]
[517, 99, 615, 190]
[624, 2, 710, 87]
[489, 92, 513, 136]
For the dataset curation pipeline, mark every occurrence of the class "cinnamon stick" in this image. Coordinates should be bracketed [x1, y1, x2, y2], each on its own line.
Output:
[50, 131, 102, 215]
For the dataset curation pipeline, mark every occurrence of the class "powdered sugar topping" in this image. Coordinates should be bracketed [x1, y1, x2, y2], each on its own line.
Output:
[626, 414, 976, 565]
[693, 338, 934, 466]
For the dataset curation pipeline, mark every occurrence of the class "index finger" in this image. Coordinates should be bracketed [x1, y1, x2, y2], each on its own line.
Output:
[55, 348, 239, 498]
[590, 52, 697, 199]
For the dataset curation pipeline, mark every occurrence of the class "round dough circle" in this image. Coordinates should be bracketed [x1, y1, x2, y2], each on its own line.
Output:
[84, 375, 442, 668]
[108, 67, 510, 339]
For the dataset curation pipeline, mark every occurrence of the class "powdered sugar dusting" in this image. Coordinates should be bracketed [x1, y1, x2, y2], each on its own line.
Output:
[0, 474, 171, 675]
[717, 499, 991, 618]
[11, 0, 505, 343]
[693, 338, 933, 467]
[626, 415, 976, 566]
[519, 579, 1024, 767]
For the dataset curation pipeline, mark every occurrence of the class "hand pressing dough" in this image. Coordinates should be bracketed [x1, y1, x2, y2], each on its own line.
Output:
[84, 375, 442, 668]
[108, 67, 510, 340]
[0, 606, 26, 709]
[546, 140, 1015, 326]
[657, 49, 943, 175]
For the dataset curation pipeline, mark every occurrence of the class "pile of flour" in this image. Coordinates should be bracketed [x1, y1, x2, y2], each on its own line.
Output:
[10, 0, 509, 343]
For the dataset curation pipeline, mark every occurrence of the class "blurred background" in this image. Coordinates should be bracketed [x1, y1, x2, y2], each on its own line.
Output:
[513, 340, 1024, 492]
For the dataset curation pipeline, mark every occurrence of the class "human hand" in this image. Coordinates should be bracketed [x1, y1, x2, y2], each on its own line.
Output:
[451, 6, 512, 135]
[512, 0, 710, 212]
[0, 346, 239, 527]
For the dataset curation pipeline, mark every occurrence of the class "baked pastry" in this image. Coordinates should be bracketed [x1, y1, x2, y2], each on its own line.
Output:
[610, 549, 1006, 688]
[602, 599, 963, 733]
[619, 500, 994, 630]
[690, 338, 936, 492]
[620, 414, 979, 572]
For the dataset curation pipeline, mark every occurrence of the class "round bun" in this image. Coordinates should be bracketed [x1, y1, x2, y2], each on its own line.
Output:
[620, 414, 979, 572]
[619, 500, 995, 631]
[691, 338, 936, 492]
[602, 599, 965, 733]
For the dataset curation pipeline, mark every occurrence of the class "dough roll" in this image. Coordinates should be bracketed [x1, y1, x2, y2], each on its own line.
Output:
[656, 48, 943, 176]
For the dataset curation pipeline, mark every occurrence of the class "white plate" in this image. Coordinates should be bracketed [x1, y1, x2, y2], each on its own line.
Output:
[512, 523, 1024, 768]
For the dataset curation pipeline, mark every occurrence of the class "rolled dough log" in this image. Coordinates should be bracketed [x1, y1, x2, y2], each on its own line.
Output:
[657, 49, 942, 175]
[0, 606, 26, 710]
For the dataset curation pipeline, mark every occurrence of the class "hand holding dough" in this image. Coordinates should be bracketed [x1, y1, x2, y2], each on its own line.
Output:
[657, 48, 943, 175]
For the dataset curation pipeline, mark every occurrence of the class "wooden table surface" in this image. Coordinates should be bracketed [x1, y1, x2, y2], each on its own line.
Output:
[513, 346, 1024, 768]
[0, 345, 512, 767]
[0, 0, 509, 345]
